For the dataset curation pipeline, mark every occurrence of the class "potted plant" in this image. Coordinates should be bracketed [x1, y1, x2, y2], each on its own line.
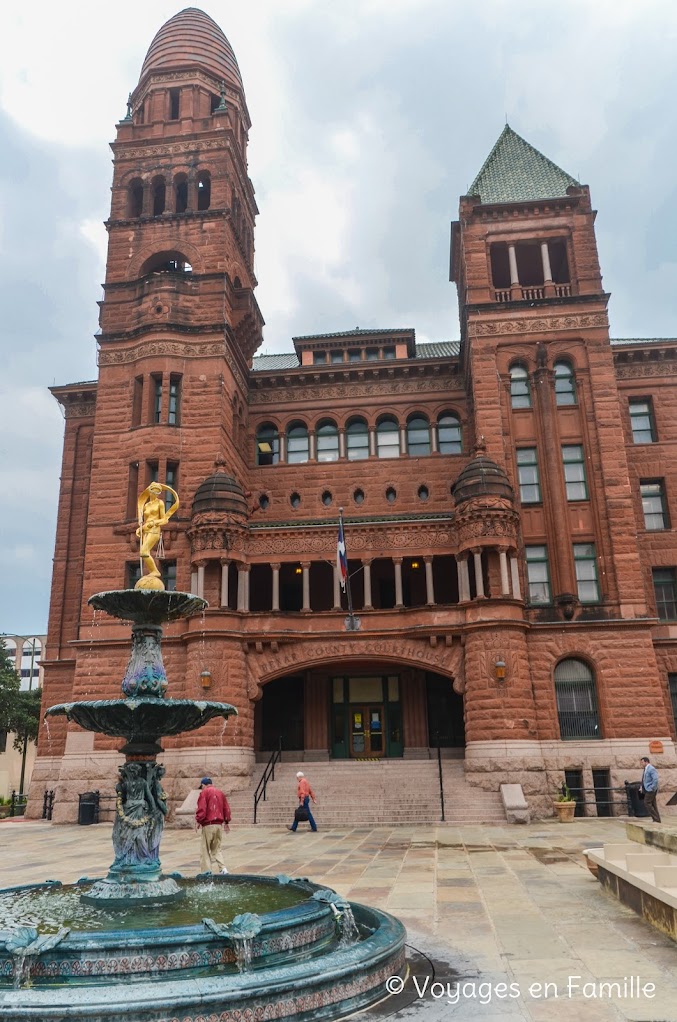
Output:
[553, 784, 576, 822]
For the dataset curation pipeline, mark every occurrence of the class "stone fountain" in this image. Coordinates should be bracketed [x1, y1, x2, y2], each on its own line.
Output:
[0, 485, 405, 1020]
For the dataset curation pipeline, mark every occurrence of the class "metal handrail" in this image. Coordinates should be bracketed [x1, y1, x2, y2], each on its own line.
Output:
[253, 737, 283, 824]
[433, 732, 445, 822]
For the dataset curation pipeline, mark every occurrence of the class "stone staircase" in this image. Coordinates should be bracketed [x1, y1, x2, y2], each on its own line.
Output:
[225, 759, 506, 827]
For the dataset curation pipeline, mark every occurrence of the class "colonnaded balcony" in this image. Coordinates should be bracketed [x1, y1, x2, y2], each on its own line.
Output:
[183, 550, 523, 620]
[490, 239, 573, 302]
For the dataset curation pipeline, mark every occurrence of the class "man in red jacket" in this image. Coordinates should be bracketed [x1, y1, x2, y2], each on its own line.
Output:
[195, 777, 231, 874]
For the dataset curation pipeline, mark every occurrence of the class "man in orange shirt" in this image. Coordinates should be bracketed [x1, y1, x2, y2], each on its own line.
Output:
[287, 770, 318, 832]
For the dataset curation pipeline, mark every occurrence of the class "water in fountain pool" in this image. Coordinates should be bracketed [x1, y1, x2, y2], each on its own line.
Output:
[0, 879, 308, 935]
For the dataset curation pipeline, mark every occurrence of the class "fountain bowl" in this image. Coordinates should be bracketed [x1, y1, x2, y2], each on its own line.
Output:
[88, 589, 207, 625]
[0, 874, 406, 1021]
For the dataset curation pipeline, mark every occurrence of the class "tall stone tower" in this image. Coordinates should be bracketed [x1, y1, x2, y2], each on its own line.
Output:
[35, 10, 263, 815]
[451, 127, 670, 798]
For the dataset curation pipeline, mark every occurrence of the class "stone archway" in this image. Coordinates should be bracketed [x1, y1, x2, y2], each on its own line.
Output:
[247, 636, 465, 760]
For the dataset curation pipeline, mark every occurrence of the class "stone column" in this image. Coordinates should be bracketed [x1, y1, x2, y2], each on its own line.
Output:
[190, 568, 198, 594]
[220, 559, 230, 607]
[338, 428, 346, 459]
[510, 555, 522, 600]
[431, 424, 439, 454]
[196, 561, 206, 599]
[302, 561, 311, 611]
[278, 432, 286, 463]
[541, 240, 555, 295]
[271, 563, 280, 611]
[473, 550, 485, 599]
[363, 559, 373, 609]
[424, 557, 435, 606]
[368, 428, 376, 457]
[508, 243, 520, 298]
[333, 565, 342, 610]
[399, 423, 407, 456]
[394, 558, 404, 608]
[308, 432, 316, 461]
[237, 565, 246, 611]
[499, 550, 510, 597]
[457, 555, 470, 602]
[243, 565, 250, 612]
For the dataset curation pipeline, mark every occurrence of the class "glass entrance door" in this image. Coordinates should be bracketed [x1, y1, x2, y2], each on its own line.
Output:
[350, 705, 385, 757]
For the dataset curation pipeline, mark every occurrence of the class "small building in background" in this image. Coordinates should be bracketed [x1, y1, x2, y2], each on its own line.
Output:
[0, 635, 44, 799]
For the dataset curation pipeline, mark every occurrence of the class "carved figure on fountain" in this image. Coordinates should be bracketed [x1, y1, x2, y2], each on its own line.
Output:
[111, 761, 167, 874]
[135, 482, 180, 591]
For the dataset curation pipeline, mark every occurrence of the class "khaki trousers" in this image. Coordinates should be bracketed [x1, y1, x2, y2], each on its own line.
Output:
[200, 823, 225, 872]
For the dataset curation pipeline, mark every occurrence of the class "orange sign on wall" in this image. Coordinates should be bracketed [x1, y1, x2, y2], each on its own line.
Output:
[649, 740, 664, 755]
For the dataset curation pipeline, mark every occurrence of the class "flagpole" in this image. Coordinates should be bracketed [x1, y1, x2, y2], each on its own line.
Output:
[338, 507, 360, 632]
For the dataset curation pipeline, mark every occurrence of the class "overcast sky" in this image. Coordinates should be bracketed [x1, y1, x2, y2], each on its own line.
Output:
[1, 0, 676, 635]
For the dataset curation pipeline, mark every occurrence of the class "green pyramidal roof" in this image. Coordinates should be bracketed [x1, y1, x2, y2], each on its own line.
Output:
[469, 125, 580, 204]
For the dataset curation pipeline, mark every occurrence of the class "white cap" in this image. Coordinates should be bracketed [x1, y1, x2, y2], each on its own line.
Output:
[296, 771, 304, 778]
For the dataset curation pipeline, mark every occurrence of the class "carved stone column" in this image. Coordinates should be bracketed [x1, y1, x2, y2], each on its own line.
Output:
[368, 427, 376, 457]
[363, 559, 373, 610]
[508, 242, 520, 298]
[302, 561, 311, 612]
[278, 432, 286, 463]
[456, 555, 470, 602]
[473, 550, 485, 599]
[220, 559, 230, 607]
[424, 556, 435, 606]
[243, 564, 250, 612]
[399, 423, 407, 456]
[394, 558, 404, 608]
[499, 550, 510, 597]
[195, 560, 206, 599]
[237, 565, 246, 611]
[271, 563, 280, 612]
[338, 428, 346, 459]
[510, 555, 522, 601]
[333, 565, 341, 610]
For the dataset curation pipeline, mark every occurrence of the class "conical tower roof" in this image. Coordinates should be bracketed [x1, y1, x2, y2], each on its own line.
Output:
[140, 8, 243, 91]
[469, 125, 579, 204]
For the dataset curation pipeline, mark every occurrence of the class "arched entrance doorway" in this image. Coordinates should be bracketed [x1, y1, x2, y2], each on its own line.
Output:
[255, 662, 464, 760]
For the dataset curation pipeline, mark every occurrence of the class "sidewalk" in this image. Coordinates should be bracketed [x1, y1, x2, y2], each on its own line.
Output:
[2, 818, 676, 1021]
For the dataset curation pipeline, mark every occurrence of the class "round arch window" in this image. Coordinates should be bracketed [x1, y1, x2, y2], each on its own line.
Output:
[554, 658, 600, 740]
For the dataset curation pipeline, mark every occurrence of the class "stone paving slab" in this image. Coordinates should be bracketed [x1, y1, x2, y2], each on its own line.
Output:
[1, 818, 677, 1020]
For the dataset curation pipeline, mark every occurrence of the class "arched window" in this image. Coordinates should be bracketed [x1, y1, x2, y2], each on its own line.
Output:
[510, 364, 531, 409]
[555, 658, 600, 740]
[287, 421, 309, 464]
[437, 413, 462, 454]
[128, 178, 144, 218]
[256, 423, 279, 466]
[376, 417, 400, 458]
[197, 171, 211, 211]
[151, 176, 166, 216]
[346, 418, 369, 461]
[407, 415, 431, 457]
[316, 420, 339, 462]
[141, 251, 193, 275]
[174, 173, 188, 214]
[554, 360, 577, 406]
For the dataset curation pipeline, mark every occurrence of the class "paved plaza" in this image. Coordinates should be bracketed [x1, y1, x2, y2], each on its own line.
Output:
[3, 818, 677, 1021]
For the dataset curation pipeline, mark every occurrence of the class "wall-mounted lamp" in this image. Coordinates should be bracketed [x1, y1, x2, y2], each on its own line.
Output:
[410, 560, 421, 569]
[294, 565, 303, 575]
[200, 669, 212, 690]
[494, 658, 507, 682]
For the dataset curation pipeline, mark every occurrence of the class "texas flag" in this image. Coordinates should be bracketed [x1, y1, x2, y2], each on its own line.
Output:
[336, 517, 348, 592]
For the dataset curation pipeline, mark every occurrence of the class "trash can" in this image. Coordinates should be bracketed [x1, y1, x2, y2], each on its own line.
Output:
[625, 781, 649, 818]
[78, 790, 100, 825]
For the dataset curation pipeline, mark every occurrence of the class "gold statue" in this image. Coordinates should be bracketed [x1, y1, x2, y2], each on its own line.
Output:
[135, 482, 180, 590]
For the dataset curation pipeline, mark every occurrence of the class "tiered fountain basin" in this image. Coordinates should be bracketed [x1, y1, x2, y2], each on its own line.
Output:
[0, 874, 405, 1022]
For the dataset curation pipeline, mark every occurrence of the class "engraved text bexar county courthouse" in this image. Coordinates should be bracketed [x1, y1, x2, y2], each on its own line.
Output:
[31, 9, 677, 821]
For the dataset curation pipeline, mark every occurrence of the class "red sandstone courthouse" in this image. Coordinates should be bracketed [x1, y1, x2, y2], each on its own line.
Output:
[31, 9, 677, 821]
